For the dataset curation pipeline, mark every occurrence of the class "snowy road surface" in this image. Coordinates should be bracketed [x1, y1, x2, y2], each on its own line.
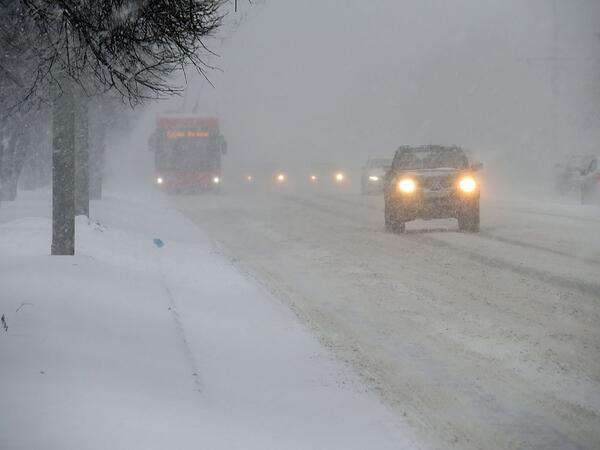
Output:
[176, 190, 600, 450]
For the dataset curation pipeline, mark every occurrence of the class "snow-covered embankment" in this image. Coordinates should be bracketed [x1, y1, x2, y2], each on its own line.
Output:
[0, 191, 415, 450]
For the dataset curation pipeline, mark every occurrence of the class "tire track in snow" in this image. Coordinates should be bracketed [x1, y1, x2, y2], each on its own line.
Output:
[414, 234, 600, 299]
[156, 255, 203, 394]
[316, 192, 600, 264]
[298, 193, 600, 295]
[493, 205, 600, 224]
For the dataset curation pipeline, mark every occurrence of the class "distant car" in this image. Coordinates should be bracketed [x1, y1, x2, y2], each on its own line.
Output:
[308, 163, 349, 187]
[384, 145, 482, 233]
[361, 158, 392, 194]
[237, 163, 291, 189]
[554, 154, 596, 195]
[580, 156, 599, 205]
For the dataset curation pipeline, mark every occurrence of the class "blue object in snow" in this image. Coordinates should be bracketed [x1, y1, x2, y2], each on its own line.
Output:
[153, 238, 165, 248]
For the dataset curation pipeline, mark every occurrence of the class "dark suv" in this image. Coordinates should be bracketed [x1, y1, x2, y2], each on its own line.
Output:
[384, 146, 481, 233]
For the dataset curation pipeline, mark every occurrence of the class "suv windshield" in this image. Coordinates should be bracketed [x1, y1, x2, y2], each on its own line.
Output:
[394, 148, 468, 170]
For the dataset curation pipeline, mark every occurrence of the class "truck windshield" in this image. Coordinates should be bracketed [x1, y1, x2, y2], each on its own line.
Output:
[155, 139, 219, 170]
[394, 149, 468, 170]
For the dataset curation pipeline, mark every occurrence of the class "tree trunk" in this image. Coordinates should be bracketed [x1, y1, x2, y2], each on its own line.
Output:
[89, 142, 104, 200]
[75, 99, 89, 216]
[0, 134, 19, 201]
[52, 82, 76, 256]
[89, 101, 107, 201]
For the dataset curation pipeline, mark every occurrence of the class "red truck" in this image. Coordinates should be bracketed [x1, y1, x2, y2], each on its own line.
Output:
[150, 116, 227, 193]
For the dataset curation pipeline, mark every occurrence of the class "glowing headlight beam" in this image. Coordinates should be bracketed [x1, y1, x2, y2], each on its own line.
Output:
[213, 176, 220, 184]
[335, 173, 345, 182]
[398, 178, 416, 193]
[277, 174, 286, 182]
[368, 175, 379, 181]
[310, 175, 317, 181]
[247, 175, 253, 182]
[156, 177, 163, 185]
[459, 176, 477, 193]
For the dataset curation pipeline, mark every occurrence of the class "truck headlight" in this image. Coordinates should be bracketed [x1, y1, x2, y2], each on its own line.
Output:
[156, 177, 164, 184]
[398, 178, 416, 193]
[459, 176, 477, 193]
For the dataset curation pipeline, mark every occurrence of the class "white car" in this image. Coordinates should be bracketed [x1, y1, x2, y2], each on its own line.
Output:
[361, 158, 392, 194]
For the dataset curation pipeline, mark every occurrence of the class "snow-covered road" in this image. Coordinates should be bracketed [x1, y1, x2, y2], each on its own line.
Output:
[176, 190, 600, 450]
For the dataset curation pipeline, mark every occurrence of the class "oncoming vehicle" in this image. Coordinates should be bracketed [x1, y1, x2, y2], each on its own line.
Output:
[580, 155, 599, 204]
[384, 145, 482, 233]
[308, 163, 349, 188]
[361, 157, 392, 194]
[150, 116, 227, 194]
[554, 154, 595, 195]
[239, 162, 290, 189]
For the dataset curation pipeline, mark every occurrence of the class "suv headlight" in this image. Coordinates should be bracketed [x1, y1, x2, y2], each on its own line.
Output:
[398, 178, 416, 193]
[459, 176, 477, 193]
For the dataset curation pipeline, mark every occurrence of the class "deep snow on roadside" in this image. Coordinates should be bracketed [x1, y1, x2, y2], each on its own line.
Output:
[0, 190, 417, 450]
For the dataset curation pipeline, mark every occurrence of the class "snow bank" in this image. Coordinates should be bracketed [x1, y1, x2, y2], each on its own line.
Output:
[0, 190, 415, 450]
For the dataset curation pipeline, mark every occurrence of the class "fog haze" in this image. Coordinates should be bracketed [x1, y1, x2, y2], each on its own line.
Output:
[4, 3, 600, 449]
[115, 0, 600, 192]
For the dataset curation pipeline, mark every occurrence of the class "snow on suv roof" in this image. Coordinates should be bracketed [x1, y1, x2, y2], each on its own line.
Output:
[393, 145, 468, 170]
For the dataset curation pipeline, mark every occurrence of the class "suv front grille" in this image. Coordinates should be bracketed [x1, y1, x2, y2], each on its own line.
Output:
[418, 175, 454, 191]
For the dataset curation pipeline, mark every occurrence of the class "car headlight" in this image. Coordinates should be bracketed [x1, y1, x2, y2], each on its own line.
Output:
[277, 174, 286, 182]
[459, 176, 477, 193]
[368, 175, 379, 181]
[246, 175, 253, 182]
[156, 177, 163, 184]
[213, 176, 220, 184]
[310, 175, 317, 182]
[398, 178, 416, 194]
[335, 173, 345, 182]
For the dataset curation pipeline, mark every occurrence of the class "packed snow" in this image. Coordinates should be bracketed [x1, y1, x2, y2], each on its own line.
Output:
[175, 188, 600, 450]
[0, 190, 417, 450]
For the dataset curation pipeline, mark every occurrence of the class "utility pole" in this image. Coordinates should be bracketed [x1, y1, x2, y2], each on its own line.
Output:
[551, 0, 559, 155]
[521, 1, 600, 155]
[520, 0, 560, 155]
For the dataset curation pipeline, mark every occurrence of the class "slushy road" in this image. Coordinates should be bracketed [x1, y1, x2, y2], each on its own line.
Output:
[176, 189, 600, 450]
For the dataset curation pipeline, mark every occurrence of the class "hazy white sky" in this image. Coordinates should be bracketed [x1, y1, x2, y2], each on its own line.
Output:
[151, 0, 600, 178]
